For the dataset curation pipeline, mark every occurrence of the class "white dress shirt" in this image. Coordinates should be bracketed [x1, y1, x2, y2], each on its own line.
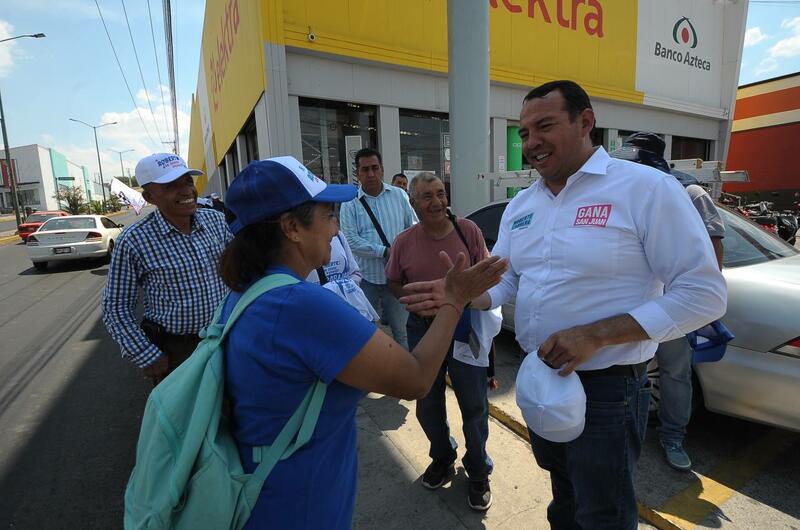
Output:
[488, 147, 727, 370]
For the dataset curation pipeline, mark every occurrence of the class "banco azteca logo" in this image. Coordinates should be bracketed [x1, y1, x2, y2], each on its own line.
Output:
[672, 17, 698, 49]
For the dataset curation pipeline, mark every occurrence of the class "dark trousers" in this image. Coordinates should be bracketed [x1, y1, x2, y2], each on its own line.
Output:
[528, 372, 650, 530]
[407, 313, 493, 481]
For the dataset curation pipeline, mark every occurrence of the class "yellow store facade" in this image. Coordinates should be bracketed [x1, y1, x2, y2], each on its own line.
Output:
[188, 0, 749, 207]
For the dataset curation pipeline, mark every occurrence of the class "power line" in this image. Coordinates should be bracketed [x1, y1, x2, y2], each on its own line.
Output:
[93, 0, 159, 149]
[163, 0, 179, 155]
[120, 0, 164, 142]
[147, 0, 170, 134]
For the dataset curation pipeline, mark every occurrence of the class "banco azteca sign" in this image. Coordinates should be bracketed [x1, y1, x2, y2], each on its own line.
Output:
[653, 17, 711, 71]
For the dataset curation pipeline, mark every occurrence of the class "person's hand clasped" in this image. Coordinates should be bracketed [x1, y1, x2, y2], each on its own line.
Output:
[400, 252, 507, 316]
[538, 324, 605, 376]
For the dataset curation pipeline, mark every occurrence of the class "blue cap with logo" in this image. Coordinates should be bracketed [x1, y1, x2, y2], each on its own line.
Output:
[226, 156, 357, 235]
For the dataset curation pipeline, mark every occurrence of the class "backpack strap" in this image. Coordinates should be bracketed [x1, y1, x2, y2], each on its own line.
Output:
[217, 273, 329, 508]
[219, 273, 299, 339]
[242, 377, 327, 509]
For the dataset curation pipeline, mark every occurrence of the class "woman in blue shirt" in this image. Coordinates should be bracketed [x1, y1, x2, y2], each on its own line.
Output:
[218, 156, 507, 529]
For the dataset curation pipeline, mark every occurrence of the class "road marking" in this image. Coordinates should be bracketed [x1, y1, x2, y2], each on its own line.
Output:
[652, 429, 797, 529]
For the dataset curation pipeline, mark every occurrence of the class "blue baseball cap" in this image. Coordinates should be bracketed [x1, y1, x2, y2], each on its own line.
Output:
[688, 320, 735, 364]
[226, 156, 357, 235]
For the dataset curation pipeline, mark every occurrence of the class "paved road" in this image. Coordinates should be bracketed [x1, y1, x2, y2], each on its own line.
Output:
[0, 208, 149, 529]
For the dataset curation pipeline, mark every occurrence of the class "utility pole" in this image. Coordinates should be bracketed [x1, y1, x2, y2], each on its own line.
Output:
[0, 32, 46, 226]
[110, 148, 134, 186]
[69, 118, 116, 212]
[0, 90, 22, 225]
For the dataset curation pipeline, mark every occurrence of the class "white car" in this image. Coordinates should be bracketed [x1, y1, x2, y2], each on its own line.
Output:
[26, 215, 124, 271]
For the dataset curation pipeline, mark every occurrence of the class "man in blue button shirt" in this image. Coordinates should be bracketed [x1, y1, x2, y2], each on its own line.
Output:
[102, 153, 231, 385]
[340, 148, 417, 349]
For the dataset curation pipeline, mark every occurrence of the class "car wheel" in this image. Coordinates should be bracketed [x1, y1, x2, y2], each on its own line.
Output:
[33, 261, 47, 271]
[104, 239, 115, 263]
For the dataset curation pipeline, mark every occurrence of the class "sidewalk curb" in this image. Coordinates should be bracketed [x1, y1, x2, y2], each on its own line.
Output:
[446, 376, 675, 530]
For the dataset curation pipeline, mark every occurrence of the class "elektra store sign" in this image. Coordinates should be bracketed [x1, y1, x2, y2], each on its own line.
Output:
[653, 17, 712, 71]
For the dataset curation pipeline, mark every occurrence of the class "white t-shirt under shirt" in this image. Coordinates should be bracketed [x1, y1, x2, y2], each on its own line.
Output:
[306, 232, 378, 322]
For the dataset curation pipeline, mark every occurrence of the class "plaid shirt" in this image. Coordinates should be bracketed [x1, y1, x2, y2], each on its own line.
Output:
[102, 208, 232, 368]
[339, 184, 417, 284]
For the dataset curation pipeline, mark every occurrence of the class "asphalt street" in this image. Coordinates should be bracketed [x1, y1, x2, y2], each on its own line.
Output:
[0, 208, 150, 529]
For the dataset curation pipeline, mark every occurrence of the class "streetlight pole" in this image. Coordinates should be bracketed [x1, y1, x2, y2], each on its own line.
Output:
[110, 148, 134, 187]
[0, 32, 46, 226]
[69, 118, 116, 212]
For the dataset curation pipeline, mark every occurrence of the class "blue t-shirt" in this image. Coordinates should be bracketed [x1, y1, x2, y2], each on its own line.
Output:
[222, 267, 376, 529]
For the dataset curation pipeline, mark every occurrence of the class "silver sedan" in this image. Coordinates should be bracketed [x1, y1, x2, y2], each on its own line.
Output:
[466, 200, 800, 433]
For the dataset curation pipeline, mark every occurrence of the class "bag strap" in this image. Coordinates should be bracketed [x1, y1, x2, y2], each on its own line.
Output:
[359, 196, 391, 248]
[244, 379, 327, 505]
[219, 273, 299, 339]
[447, 209, 474, 265]
[316, 266, 328, 285]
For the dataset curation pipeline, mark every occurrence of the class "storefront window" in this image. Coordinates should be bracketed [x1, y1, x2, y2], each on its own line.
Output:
[671, 136, 710, 161]
[399, 109, 450, 189]
[299, 98, 378, 184]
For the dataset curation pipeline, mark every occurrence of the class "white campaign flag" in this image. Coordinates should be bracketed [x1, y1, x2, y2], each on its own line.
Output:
[110, 177, 148, 215]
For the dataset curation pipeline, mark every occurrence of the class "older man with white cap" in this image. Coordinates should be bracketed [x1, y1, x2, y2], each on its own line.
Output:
[102, 153, 232, 385]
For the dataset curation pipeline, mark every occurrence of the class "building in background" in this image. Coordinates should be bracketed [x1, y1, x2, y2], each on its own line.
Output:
[187, 0, 749, 213]
[724, 72, 800, 209]
[0, 144, 94, 213]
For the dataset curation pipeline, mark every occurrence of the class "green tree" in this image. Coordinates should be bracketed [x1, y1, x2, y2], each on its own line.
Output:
[53, 186, 87, 214]
[89, 200, 105, 215]
[107, 195, 122, 212]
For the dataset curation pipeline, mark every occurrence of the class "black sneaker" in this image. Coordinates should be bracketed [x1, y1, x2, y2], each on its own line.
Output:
[468, 479, 492, 511]
[421, 459, 455, 490]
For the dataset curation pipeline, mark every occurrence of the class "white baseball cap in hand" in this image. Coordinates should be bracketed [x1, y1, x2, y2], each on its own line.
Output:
[516, 351, 586, 443]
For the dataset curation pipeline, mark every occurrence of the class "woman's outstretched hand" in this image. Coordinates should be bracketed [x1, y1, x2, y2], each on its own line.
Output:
[400, 252, 507, 317]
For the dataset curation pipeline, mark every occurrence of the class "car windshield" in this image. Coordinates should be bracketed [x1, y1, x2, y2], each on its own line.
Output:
[719, 207, 798, 267]
[24, 214, 53, 223]
[39, 217, 97, 231]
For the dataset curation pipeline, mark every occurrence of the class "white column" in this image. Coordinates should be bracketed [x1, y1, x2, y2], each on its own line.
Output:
[288, 95, 303, 161]
[235, 134, 248, 172]
[448, 0, 490, 216]
[663, 135, 674, 161]
[254, 94, 270, 160]
[378, 105, 401, 179]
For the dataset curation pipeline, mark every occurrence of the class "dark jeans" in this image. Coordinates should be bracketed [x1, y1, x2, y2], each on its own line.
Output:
[528, 371, 650, 530]
[407, 313, 493, 481]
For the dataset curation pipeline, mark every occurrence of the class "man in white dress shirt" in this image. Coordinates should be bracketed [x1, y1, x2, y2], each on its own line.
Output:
[402, 80, 727, 529]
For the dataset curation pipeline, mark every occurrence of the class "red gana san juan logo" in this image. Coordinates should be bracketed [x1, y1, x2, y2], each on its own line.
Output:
[574, 204, 612, 228]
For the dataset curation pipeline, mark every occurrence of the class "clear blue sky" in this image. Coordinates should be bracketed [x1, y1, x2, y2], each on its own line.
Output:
[0, 1, 798, 181]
